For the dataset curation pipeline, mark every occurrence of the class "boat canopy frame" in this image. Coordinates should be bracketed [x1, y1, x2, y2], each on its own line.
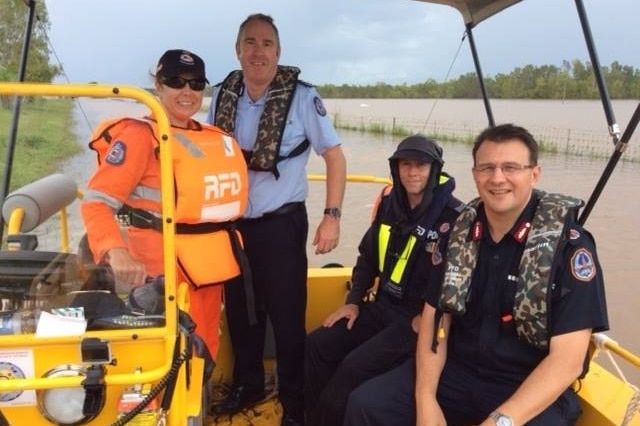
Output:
[411, 0, 640, 225]
[4, 0, 639, 228]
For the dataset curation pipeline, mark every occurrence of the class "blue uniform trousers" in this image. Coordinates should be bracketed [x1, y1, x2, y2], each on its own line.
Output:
[224, 204, 308, 419]
[344, 357, 582, 426]
[305, 301, 417, 425]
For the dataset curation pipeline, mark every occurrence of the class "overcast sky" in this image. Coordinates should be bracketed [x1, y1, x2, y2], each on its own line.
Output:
[43, 0, 639, 88]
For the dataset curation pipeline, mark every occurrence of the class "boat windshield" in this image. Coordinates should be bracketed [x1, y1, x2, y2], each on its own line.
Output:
[0, 98, 168, 336]
[0, 243, 166, 336]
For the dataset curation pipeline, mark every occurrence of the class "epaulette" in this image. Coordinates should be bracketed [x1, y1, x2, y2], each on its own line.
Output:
[447, 196, 466, 213]
[298, 79, 314, 88]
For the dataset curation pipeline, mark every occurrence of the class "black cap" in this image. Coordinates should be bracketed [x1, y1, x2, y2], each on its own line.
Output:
[155, 49, 208, 81]
[389, 134, 443, 165]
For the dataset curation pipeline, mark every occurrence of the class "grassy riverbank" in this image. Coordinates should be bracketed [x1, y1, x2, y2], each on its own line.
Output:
[334, 114, 474, 145]
[0, 98, 80, 191]
[333, 118, 633, 161]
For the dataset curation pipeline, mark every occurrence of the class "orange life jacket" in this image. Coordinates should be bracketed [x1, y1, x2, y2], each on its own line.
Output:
[86, 117, 248, 286]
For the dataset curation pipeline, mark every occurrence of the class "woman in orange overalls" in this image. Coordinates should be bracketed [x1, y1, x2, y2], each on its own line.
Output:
[81, 49, 248, 358]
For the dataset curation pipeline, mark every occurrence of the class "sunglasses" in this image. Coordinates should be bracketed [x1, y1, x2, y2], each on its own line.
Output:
[161, 76, 207, 91]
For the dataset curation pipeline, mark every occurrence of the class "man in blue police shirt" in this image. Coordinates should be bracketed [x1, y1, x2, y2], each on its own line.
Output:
[207, 13, 346, 426]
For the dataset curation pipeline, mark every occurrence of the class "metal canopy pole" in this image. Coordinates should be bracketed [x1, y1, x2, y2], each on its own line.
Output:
[466, 23, 495, 127]
[0, 0, 37, 245]
[574, 0, 620, 144]
[574, 0, 630, 225]
[578, 103, 640, 225]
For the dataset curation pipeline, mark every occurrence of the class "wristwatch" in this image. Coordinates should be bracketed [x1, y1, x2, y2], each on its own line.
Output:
[489, 411, 513, 426]
[323, 207, 341, 219]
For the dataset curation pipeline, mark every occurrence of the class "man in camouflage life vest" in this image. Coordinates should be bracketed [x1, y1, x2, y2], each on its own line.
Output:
[343, 124, 608, 426]
[207, 13, 346, 426]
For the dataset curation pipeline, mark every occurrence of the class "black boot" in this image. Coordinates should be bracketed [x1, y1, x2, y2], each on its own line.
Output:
[211, 384, 264, 415]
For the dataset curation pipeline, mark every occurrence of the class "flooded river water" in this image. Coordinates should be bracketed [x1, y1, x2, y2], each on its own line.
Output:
[59, 97, 640, 384]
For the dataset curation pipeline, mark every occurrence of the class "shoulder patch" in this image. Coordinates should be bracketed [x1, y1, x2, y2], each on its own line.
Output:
[105, 140, 126, 165]
[313, 96, 327, 117]
[570, 248, 596, 282]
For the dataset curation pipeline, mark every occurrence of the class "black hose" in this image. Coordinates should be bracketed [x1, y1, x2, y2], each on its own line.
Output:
[109, 346, 189, 426]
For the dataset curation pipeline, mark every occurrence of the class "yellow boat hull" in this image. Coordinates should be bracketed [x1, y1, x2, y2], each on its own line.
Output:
[209, 266, 640, 425]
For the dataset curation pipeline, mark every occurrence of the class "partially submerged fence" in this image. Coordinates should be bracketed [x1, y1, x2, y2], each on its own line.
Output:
[332, 113, 640, 162]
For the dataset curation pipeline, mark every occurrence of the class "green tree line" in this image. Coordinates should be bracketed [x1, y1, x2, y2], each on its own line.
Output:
[0, 0, 60, 83]
[0, 0, 61, 108]
[317, 60, 640, 100]
[2, 0, 639, 102]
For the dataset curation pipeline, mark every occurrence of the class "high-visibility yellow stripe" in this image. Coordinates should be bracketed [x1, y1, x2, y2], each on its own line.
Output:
[378, 223, 417, 285]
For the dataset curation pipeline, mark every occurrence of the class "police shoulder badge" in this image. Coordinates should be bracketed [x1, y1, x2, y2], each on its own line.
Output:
[106, 140, 127, 165]
[570, 248, 596, 282]
[313, 96, 327, 117]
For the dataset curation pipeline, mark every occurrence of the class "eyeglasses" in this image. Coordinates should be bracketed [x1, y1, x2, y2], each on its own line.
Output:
[472, 162, 534, 175]
[161, 76, 207, 91]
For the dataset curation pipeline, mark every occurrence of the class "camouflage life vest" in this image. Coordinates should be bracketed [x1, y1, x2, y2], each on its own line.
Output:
[439, 189, 583, 348]
[213, 65, 310, 179]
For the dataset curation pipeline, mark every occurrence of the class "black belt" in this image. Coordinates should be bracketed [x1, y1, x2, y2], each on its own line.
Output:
[245, 202, 305, 221]
[120, 204, 241, 234]
[119, 204, 258, 324]
[118, 204, 163, 231]
[176, 221, 236, 234]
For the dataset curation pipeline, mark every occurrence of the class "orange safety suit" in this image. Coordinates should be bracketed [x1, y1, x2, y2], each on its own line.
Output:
[81, 116, 248, 357]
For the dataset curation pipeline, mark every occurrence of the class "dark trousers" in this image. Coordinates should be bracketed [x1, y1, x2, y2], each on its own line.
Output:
[344, 358, 582, 426]
[305, 301, 417, 426]
[224, 204, 308, 418]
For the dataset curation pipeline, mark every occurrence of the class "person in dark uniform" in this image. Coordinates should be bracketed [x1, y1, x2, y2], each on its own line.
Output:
[304, 135, 462, 426]
[343, 123, 609, 426]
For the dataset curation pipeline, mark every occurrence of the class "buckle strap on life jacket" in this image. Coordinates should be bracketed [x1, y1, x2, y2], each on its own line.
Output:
[120, 204, 256, 324]
[118, 204, 162, 231]
[240, 138, 310, 178]
[119, 204, 245, 235]
[226, 228, 256, 325]
[176, 223, 257, 325]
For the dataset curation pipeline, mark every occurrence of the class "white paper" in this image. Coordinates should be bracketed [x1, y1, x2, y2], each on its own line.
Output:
[35, 311, 87, 337]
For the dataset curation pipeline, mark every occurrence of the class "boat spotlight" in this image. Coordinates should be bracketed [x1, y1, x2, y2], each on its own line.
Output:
[37, 364, 93, 425]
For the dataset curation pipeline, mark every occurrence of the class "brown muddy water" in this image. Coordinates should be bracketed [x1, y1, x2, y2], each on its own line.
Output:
[54, 97, 640, 385]
[324, 98, 640, 161]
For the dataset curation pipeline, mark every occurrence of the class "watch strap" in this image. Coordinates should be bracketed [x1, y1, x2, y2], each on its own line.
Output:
[323, 207, 341, 218]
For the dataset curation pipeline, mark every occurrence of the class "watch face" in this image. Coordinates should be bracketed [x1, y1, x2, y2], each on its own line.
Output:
[496, 416, 513, 426]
